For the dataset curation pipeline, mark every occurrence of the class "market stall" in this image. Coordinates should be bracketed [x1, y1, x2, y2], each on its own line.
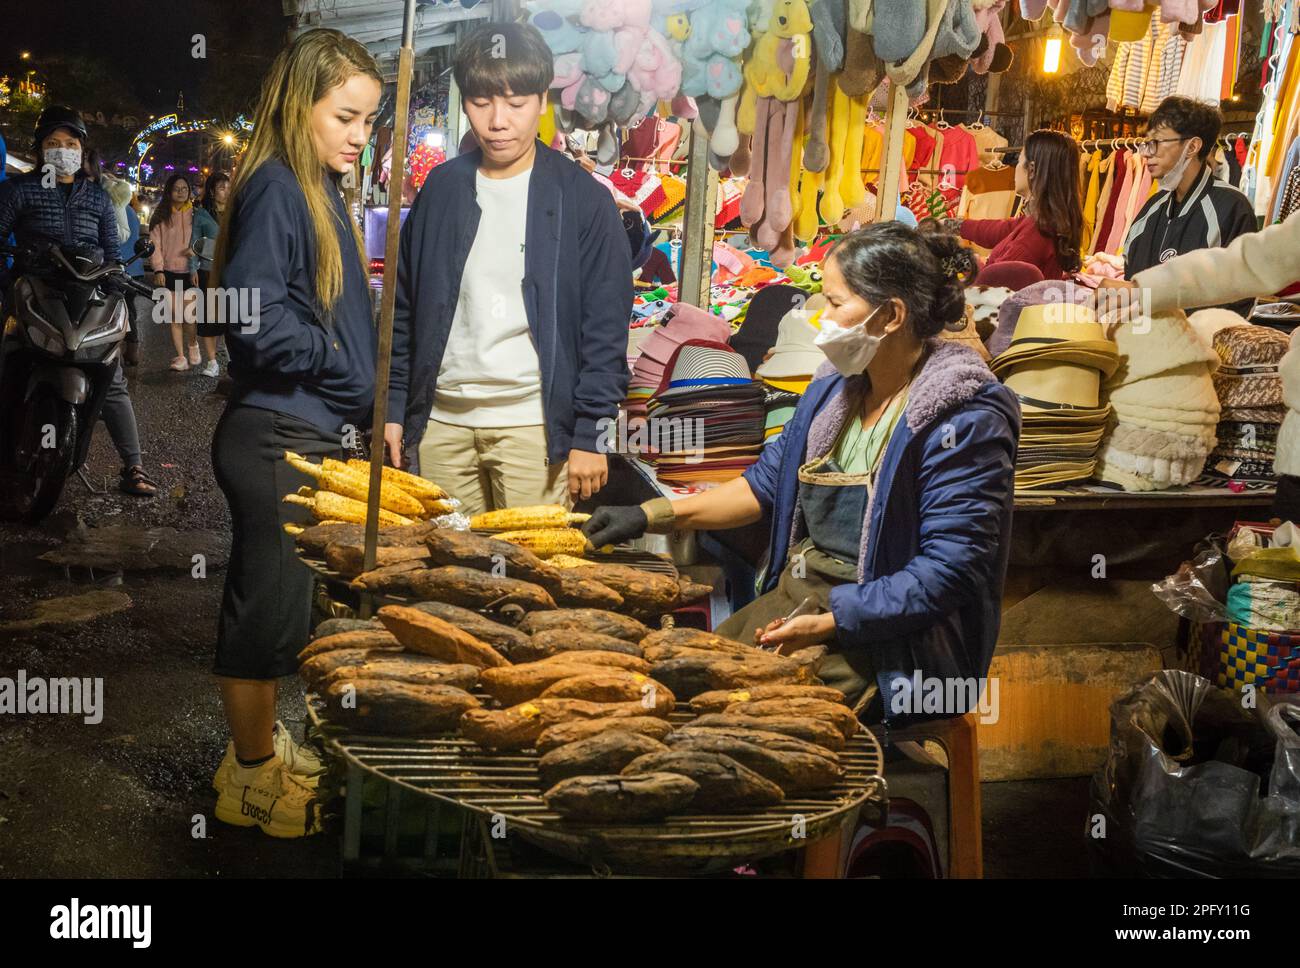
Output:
[310, 0, 1300, 878]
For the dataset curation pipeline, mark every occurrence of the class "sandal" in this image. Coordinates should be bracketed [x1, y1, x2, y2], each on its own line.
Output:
[120, 465, 158, 497]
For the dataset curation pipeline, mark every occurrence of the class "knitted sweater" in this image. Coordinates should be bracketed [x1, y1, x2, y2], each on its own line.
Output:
[961, 215, 1066, 280]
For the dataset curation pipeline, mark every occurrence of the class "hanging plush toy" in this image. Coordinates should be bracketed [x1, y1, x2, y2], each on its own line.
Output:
[739, 0, 814, 134]
[680, 0, 749, 160]
[804, 0, 847, 172]
[530, 0, 689, 165]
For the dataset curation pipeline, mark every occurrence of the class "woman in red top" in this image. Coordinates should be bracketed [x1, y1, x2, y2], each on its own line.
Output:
[958, 129, 1083, 281]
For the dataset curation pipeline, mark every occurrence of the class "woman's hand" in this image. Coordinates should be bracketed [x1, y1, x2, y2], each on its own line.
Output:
[383, 422, 404, 468]
[757, 612, 837, 652]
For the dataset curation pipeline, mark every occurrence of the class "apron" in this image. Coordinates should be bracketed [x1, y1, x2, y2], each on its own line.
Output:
[716, 390, 907, 713]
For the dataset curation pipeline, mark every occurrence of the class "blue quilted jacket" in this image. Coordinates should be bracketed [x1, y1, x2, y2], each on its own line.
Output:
[0, 170, 121, 269]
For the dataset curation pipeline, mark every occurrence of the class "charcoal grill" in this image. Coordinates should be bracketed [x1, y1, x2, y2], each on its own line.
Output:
[308, 704, 885, 876]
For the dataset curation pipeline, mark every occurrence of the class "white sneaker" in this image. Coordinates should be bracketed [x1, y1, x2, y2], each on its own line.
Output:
[214, 755, 322, 838]
[200, 360, 220, 378]
[211, 721, 325, 793]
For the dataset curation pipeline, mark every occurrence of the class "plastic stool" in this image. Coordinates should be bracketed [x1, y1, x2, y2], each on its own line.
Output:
[888, 712, 983, 878]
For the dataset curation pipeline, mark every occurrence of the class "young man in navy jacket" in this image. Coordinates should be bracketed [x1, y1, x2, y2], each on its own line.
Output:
[386, 23, 632, 514]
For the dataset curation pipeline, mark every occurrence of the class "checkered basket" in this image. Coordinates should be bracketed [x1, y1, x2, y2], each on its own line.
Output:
[1216, 623, 1300, 695]
[1187, 620, 1226, 681]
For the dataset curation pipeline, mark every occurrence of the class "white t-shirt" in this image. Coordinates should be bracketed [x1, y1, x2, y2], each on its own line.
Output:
[430, 167, 543, 428]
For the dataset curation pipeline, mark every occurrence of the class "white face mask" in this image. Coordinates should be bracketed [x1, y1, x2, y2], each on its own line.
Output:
[814, 303, 887, 377]
[44, 147, 82, 179]
[1156, 140, 1197, 193]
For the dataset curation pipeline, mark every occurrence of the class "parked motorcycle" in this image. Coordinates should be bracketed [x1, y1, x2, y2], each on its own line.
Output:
[0, 237, 154, 521]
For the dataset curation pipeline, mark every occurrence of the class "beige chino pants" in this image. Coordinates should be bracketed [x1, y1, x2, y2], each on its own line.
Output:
[418, 419, 569, 518]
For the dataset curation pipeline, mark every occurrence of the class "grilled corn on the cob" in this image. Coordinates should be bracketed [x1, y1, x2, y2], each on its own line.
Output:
[285, 452, 425, 517]
[546, 553, 593, 569]
[470, 505, 591, 532]
[344, 459, 449, 502]
[283, 489, 414, 527]
[492, 528, 591, 558]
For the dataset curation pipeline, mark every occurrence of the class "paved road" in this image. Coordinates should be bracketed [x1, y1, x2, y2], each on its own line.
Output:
[0, 313, 338, 877]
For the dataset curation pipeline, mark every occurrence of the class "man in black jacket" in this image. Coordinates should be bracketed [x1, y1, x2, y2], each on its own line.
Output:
[1123, 97, 1257, 316]
[0, 106, 156, 496]
[386, 23, 632, 515]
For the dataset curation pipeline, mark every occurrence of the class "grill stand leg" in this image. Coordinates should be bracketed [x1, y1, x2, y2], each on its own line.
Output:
[799, 806, 861, 879]
[342, 762, 363, 864]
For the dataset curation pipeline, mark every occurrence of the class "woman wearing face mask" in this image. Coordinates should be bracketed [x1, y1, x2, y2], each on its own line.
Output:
[953, 129, 1083, 282]
[207, 28, 382, 838]
[0, 106, 158, 497]
[148, 174, 200, 371]
[583, 224, 1020, 713]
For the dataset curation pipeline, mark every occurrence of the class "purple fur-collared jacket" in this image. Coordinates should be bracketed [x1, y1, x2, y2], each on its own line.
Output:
[742, 340, 1021, 719]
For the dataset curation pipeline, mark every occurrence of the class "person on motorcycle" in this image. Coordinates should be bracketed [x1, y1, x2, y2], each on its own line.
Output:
[0, 106, 157, 497]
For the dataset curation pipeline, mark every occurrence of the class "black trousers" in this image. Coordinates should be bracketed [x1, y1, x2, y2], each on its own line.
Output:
[212, 404, 344, 679]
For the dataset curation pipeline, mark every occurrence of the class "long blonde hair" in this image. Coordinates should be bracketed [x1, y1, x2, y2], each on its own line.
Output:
[213, 29, 381, 316]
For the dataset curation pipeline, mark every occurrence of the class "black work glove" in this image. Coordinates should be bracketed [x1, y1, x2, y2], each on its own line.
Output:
[582, 505, 649, 549]
[581, 497, 676, 549]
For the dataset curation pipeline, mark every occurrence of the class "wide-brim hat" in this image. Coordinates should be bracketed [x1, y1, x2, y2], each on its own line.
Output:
[991, 303, 1119, 377]
[655, 339, 754, 399]
[1015, 462, 1098, 490]
[1003, 358, 1105, 411]
[762, 375, 813, 395]
[991, 279, 1097, 357]
[636, 303, 731, 366]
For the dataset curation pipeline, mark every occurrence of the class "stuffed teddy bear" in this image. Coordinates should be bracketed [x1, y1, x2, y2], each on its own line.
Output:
[680, 0, 749, 101]
[581, 0, 653, 32]
[531, 7, 587, 55]
[743, 0, 814, 101]
[628, 27, 683, 104]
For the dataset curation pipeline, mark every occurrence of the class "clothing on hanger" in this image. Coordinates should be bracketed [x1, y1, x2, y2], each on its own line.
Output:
[1095, 148, 1131, 256]
[938, 124, 979, 190]
[1081, 150, 1102, 255]
[1224, 142, 1244, 187]
[908, 123, 937, 186]
[965, 123, 1009, 166]
[958, 163, 1016, 221]
[1088, 150, 1118, 257]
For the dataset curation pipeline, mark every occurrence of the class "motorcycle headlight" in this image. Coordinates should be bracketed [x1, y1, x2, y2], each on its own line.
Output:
[83, 301, 128, 345]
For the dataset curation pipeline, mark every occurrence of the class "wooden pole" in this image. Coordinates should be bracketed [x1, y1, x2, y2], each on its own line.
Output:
[360, 0, 418, 610]
[678, 117, 719, 308]
[874, 81, 909, 223]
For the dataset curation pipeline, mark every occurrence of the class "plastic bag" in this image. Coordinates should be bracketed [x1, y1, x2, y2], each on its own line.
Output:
[1088, 670, 1300, 877]
[1152, 536, 1231, 623]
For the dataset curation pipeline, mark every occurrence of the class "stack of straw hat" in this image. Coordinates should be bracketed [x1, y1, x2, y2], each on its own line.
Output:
[989, 301, 1119, 489]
